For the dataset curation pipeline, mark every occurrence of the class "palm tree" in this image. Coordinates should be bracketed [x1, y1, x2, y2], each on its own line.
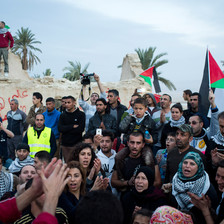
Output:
[135, 47, 176, 91]
[12, 27, 42, 70]
[63, 61, 90, 81]
[32, 74, 40, 79]
[43, 68, 53, 77]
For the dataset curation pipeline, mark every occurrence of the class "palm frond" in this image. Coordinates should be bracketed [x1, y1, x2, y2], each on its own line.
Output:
[158, 76, 176, 91]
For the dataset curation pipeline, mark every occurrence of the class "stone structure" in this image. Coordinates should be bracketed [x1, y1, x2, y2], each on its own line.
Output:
[120, 53, 144, 80]
[0, 53, 151, 123]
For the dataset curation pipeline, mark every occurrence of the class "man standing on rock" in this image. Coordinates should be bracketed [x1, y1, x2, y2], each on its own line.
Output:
[0, 21, 14, 77]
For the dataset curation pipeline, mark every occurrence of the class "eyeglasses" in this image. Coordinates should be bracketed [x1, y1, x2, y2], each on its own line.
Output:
[189, 121, 199, 125]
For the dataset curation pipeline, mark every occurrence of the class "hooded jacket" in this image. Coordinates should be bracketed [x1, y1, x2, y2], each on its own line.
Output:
[144, 93, 161, 116]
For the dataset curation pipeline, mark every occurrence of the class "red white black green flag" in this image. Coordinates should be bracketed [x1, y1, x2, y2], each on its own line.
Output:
[139, 66, 161, 93]
[199, 50, 224, 117]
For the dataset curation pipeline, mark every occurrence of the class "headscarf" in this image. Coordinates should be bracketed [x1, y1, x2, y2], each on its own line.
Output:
[172, 152, 210, 211]
[178, 151, 204, 181]
[132, 166, 155, 197]
[133, 166, 165, 202]
[135, 166, 155, 187]
[150, 206, 194, 224]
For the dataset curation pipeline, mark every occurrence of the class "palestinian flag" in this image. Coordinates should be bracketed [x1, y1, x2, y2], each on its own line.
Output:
[199, 50, 224, 117]
[139, 66, 161, 93]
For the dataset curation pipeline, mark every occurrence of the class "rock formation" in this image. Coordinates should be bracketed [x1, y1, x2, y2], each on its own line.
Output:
[0, 52, 151, 122]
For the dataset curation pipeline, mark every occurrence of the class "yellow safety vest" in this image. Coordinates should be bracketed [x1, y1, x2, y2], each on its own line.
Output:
[27, 127, 51, 158]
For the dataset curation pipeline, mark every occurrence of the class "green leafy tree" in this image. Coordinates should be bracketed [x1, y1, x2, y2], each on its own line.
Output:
[135, 47, 176, 91]
[63, 61, 90, 81]
[12, 27, 42, 70]
[43, 68, 54, 77]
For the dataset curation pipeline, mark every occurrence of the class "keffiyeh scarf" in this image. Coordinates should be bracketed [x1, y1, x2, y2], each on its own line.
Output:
[172, 171, 210, 210]
[0, 171, 13, 199]
[170, 116, 185, 127]
[211, 132, 224, 146]
[9, 156, 34, 173]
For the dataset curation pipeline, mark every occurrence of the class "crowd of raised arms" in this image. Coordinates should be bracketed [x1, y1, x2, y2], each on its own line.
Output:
[1, 74, 224, 224]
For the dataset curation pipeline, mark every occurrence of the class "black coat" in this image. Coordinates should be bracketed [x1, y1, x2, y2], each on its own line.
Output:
[121, 187, 166, 224]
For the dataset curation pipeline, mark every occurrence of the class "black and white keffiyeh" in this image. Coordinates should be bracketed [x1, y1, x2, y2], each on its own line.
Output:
[211, 132, 224, 146]
[172, 171, 210, 211]
[0, 171, 13, 199]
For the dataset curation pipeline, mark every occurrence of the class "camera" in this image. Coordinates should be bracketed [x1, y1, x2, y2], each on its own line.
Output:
[80, 73, 94, 85]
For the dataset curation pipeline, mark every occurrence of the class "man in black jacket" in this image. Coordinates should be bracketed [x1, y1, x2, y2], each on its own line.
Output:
[108, 89, 127, 133]
[58, 96, 85, 162]
[87, 98, 117, 136]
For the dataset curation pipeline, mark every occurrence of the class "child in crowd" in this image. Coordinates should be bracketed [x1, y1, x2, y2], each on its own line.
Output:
[132, 208, 152, 224]
[8, 143, 33, 175]
[119, 97, 158, 146]
[156, 132, 176, 183]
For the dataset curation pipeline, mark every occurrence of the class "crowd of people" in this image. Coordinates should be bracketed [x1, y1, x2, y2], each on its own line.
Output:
[1, 72, 224, 224]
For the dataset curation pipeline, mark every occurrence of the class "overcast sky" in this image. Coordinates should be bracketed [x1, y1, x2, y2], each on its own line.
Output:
[2, 0, 224, 93]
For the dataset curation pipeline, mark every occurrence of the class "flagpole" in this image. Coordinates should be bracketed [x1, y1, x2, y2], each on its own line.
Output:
[207, 47, 211, 89]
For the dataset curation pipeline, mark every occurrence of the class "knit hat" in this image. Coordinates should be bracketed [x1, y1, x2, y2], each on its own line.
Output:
[16, 143, 30, 152]
[135, 166, 155, 187]
[178, 124, 193, 136]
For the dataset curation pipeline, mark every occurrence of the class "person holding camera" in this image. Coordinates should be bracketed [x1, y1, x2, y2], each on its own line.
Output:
[79, 73, 106, 132]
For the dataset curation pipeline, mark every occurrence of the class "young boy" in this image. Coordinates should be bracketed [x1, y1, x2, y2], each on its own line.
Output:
[8, 143, 33, 175]
[119, 97, 158, 145]
[156, 132, 176, 183]
[132, 208, 152, 224]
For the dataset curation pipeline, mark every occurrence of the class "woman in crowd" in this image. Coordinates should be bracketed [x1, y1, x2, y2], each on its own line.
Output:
[171, 152, 218, 223]
[122, 166, 166, 224]
[160, 103, 185, 149]
[58, 161, 85, 223]
[68, 143, 107, 191]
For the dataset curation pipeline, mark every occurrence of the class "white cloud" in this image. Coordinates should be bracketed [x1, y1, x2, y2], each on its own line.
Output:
[54, 0, 224, 46]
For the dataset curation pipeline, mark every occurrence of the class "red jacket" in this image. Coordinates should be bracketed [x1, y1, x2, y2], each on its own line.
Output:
[0, 31, 14, 48]
[0, 197, 58, 224]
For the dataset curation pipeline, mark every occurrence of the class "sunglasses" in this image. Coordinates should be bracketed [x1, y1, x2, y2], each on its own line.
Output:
[189, 121, 199, 125]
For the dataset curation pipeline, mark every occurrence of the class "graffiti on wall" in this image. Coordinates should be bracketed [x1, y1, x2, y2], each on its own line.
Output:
[0, 90, 28, 121]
